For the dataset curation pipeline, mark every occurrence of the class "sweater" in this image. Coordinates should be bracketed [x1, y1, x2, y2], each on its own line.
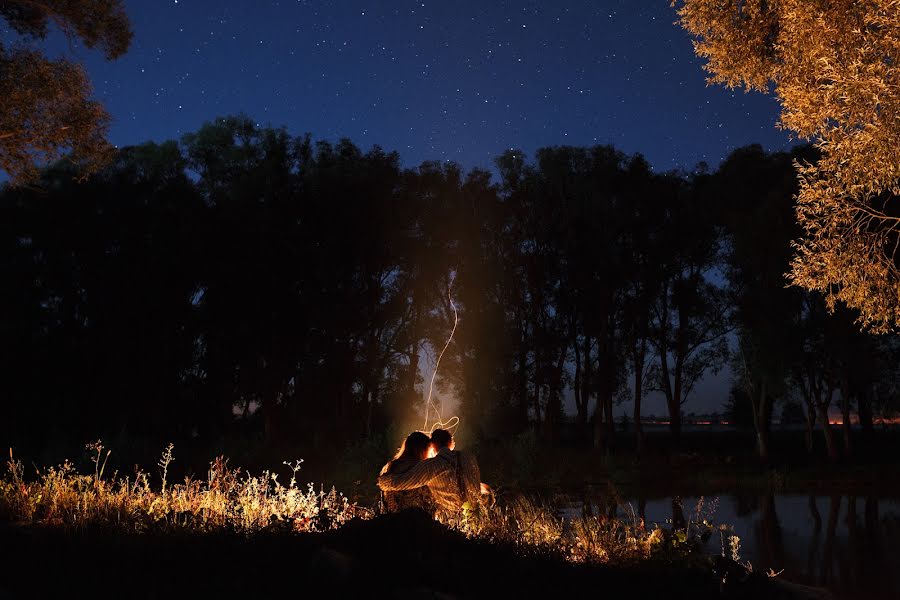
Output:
[380, 457, 435, 514]
[377, 447, 481, 513]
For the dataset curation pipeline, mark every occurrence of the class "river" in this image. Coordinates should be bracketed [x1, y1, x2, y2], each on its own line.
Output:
[560, 492, 900, 599]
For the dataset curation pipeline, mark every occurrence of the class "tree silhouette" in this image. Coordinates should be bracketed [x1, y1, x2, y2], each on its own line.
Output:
[719, 145, 811, 459]
[3, 118, 898, 463]
[648, 169, 729, 440]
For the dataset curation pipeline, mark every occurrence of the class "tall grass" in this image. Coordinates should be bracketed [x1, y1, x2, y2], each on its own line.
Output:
[0, 443, 365, 534]
[0, 442, 727, 568]
[451, 495, 726, 566]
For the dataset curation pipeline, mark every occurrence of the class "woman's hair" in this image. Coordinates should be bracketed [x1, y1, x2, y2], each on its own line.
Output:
[380, 431, 431, 475]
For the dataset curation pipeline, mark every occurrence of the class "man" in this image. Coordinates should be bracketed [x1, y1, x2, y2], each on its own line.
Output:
[376, 428, 483, 515]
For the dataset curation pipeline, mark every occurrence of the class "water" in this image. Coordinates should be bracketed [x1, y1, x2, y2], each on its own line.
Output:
[561, 493, 900, 599]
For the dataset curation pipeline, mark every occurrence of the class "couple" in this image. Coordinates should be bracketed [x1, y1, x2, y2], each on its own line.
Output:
[378, 428, 487, 518]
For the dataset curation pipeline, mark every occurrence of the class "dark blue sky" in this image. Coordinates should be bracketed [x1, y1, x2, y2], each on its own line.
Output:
[46, 0, 794, 414]
[64, 0, 793, 173]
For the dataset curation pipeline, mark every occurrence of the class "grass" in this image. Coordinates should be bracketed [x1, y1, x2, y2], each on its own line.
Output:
[0, 442, 364, 535]
[0, 441, 730, 570]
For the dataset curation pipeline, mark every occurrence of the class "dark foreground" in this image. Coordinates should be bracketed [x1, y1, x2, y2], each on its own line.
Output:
[0, 511, 828, 600]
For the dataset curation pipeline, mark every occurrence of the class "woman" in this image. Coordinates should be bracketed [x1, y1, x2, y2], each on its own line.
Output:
[379, 431, 435, 514]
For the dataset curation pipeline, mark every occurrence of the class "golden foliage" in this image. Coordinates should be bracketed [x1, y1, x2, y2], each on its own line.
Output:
[0, 47, 113, 184]
[0, 1, 132, 184]
[674, 0, 900, 332]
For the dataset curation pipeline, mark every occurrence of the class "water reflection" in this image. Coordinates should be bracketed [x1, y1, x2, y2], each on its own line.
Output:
[565, 492, 900, 599]
[756, 494, 784, 571]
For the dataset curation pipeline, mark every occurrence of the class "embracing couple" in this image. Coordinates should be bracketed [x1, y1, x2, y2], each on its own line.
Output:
[377, 428, 488, 518]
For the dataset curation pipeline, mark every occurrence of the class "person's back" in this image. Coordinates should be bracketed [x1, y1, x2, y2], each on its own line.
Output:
[380, 432, 435, 514]
[377, 429, 485, 517]
[455, 448, 481, 508]
[427, 445, 466, 513]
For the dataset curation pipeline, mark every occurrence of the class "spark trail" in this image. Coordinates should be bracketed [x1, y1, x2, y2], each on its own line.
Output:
[423, 273, 459, 435]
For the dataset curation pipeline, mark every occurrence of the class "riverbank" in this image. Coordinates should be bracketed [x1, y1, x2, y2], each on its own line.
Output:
[0, 445, 838, 599]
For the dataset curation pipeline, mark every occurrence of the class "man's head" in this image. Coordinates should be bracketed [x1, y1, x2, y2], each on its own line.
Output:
[430, 428, 455, 451]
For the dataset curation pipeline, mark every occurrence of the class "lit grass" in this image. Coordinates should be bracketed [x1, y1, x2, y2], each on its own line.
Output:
[451, 495, 727, 567]
[0, 442, 729, 569]
[0, 442, 364, 534]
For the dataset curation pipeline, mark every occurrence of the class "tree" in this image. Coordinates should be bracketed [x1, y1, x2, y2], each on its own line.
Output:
[780, 400, 805, 426]
[674, 0, 900, 333]
[723, 386, 755, 430]
[719, 145, 811, 460]
[648, 171, 730, 440]
[792, 294, 843, 461]
[0, 141, 204, 449]
[0, 0, 132, 184]
[620, 168, 665, 456]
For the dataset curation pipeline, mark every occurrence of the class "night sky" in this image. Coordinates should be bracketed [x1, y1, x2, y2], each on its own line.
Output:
[57, 0, 793, 174]
[44, 0, 794, 415]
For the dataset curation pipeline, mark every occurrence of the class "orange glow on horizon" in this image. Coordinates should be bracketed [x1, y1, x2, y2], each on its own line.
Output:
[827, 416, 900, 426]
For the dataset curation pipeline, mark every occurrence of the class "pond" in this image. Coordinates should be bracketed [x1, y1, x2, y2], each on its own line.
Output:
[560, 492, 900, 599]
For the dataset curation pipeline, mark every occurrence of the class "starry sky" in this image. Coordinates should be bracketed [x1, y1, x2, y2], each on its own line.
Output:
[39, 0, 796, 415]
[54, 0, 794, 173]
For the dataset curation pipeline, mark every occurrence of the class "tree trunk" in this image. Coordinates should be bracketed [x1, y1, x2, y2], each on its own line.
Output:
[808, 495, 822, 532]
[595, 324, 614, 453]
[517, 322, 529, 430]
[668, 402, 682, 439]
[363, 329, 382, 438]
[592, 386, 605, 450]
[658, 339, 680, 440]
[864, 496, 879, 551]
[593, 350, 606, 451]
[819, 386, 839, 461]
[530, 283, 542, 432]
[582, 333, 593, 442]
[545, 341, 568, 442]
[804, 400, 816, 455]
[796, 372, 817, 454]
[406, 307, 420, 411]
[573, 331, 584, 425]
[752, 379, 771, 462]
[601, 360, 615, 452]
[531, 380, 541, 430]
[840, 376, 853, 458]
[758, 494, 784, 569]
[669, 292, 687, 441]
[365, 385, 379, 438]
[807, 495, 822, 580]
[822, 495, 841, 585]
[603, 387, 614, 452]
[858, 385, 874, 437]
[633, 344, 645, 456]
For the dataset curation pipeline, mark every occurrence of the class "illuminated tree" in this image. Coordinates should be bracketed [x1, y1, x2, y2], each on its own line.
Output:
[0, 1, 132, 184]
[674, 0, 900, 333]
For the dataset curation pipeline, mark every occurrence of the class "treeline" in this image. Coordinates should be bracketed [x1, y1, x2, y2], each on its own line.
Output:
[2, 116, 898, 460]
